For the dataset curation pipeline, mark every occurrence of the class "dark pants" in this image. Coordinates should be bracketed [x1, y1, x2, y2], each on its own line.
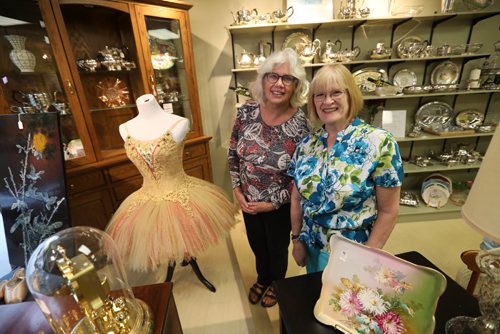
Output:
[243, 203, 291, 287]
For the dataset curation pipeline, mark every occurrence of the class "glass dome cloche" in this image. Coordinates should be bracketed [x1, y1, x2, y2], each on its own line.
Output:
[26, 226, 153, 334]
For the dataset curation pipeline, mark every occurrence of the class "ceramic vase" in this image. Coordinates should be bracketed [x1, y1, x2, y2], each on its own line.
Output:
[4, 35, 36, 72]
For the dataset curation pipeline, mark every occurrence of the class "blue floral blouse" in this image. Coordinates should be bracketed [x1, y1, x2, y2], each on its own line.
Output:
[287, 117, 404, 253]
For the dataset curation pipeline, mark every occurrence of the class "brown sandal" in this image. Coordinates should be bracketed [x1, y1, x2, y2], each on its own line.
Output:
[260, 286, 277, 307]
[248, 283, 268, 304]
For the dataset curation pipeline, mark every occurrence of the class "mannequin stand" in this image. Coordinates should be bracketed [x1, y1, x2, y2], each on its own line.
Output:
[166, 258, 216, 292]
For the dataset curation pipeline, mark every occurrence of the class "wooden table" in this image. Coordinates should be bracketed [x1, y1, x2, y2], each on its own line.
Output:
[273, 251, 480, 334]
[0, 282, 182, 334]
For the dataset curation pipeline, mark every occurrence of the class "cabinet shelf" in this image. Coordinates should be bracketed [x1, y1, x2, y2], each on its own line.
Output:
[403, 160, 481, 174]
[89, 104, 137, 113]
[396, 131, 493, 143]
[363, 88, 499, 100]
[78, 69, 139, 75]
[398, 201, 461, 222]
[232, 53, 491, 72]
[227, 10, 500, 35]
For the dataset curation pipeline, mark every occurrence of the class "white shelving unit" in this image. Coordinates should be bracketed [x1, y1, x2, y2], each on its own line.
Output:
[228, 9, 500, 222]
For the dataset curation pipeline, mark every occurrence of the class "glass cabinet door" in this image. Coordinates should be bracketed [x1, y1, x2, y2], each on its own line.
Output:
[0, 0, 94, 164]
[134, 5, 203, 139]
[54, 1, 145, 159]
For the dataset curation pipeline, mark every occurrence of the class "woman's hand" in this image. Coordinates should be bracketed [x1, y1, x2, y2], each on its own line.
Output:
[246, 201, 274, 214]
[292, 240, 307, 267]
[233, 188, 252, 214]
[233, 188, 274, 214]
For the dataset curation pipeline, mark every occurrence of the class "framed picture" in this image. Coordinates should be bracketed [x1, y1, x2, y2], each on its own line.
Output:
[0, 112, 70, 269]
[285, 0, 334, 23]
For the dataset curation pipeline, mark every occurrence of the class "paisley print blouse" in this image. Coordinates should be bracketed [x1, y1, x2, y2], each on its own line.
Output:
[287, 117, 404, 252]
[228, 101, 310, 209]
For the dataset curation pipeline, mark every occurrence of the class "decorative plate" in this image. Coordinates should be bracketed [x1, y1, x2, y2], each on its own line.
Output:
[352, 68, 389, 92]
[431, 61, 459, 85]
[396, 36, 423, 58]
[282, 32, 311, 53]
[314, 235, 446, 334]
[393, 68, 418, 88]
[455, 109, 484, 129]
[415, 101, 453, 128]
[95, 77, 130, 108]
[150, 38, 178, 70]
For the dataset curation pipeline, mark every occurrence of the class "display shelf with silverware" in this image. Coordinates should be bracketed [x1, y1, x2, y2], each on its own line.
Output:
[228, 2, 499, 224]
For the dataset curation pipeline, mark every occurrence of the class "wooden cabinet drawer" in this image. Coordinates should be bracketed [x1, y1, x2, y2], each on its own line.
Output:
[68, 190, 114, 230]
[112, 176, 143, 203]
[108, 162, 140, 183]
[67, 170, 106, 194]
[183, 142, 206, 160]
[184, 157, 212, 182]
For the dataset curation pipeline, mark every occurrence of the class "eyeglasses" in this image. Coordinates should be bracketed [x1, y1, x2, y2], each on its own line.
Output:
[264, 72, 298, 86]
[313, 90, 346, 103]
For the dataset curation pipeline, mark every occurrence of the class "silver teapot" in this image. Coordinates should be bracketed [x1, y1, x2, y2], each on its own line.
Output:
[237, 50, 255, 67]
[231, 8, 258, 25]
[272, 6, 294, 23]
[337, 46, 360, 62]
[298, 39, 321, 64]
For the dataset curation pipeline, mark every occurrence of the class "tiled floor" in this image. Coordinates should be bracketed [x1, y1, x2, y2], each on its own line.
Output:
[171, 213, 483, 333]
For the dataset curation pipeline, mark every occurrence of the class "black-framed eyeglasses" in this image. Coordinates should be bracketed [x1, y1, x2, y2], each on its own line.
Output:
[313, 90, 346, 103]
[264, 72, 298, 86]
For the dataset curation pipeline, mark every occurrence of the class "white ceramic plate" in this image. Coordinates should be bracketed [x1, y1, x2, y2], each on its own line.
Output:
[393, 68, 417, 88]
[352, 68, 388, 92]
[415, 101, 453, 128]
[431, 61, 459, 85]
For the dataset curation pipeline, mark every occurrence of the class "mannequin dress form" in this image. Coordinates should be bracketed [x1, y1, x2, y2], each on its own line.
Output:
[106, 94, 236, 291]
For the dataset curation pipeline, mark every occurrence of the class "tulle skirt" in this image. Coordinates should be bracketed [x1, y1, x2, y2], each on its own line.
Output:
[106, 177, 237, 272]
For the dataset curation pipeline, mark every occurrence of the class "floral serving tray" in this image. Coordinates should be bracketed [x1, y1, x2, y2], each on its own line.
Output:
[314, 235, 446, 334]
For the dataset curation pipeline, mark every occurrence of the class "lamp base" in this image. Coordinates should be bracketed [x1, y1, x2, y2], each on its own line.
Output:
[446, 248, 500, 334]
[446, 316, 498, 334]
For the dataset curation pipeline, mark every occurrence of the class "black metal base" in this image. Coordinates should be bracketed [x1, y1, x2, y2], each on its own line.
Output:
[166, 258, 216, 293]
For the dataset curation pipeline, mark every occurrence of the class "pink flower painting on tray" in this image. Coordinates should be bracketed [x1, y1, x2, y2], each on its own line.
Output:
[314, 235, 447, 334]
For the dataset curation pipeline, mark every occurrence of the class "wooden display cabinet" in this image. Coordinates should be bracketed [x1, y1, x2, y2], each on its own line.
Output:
[1, 0, 213, 229]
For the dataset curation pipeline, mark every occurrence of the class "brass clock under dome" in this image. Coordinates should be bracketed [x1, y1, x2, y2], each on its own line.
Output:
[26, 226, 154, 334]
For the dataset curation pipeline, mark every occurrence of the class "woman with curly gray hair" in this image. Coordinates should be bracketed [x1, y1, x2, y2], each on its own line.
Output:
[228, 48, 310, 307]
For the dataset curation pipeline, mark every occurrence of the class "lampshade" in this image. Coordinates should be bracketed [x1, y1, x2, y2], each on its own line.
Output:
[461, 127, 500, 242]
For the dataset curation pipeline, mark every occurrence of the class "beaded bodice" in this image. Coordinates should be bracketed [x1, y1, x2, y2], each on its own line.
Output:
[124, 130, 190, 194]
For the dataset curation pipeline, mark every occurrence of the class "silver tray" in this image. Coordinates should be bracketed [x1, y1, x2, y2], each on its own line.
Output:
[455, 109, 484, 129]
[393, 68, 417, 88]
[283, 32, 311, 53]
[415, 101, 453, 128]
[431, 61, 459, 85]
[352, 67, 388, 92]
